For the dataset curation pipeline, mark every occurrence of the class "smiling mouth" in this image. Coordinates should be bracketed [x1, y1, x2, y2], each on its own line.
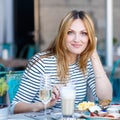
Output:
[72, 44, 81, 48]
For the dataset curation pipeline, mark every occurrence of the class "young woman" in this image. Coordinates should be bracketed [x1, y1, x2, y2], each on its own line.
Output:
[10, 10, 112, 114]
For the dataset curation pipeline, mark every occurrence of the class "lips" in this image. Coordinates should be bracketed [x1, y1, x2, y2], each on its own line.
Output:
[72, 44, 81, 48]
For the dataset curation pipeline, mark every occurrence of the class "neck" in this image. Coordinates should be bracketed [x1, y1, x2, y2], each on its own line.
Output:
[67, 54, 78, 65]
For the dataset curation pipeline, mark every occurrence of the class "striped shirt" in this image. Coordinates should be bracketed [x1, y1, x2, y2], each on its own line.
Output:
[10, 52, 97, 113]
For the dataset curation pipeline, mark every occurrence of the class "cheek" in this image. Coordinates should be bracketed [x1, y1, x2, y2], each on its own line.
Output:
[65, 38, 71, 47]
[85, 41, 89, 47]
[83, 41, 89, 51]
[66, 34, 74, 42]
[65, 42, 69, 50]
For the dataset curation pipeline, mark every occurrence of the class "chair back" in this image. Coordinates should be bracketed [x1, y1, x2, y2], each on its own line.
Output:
[27, 45, 35, 59]
[7, 71, 24, 103]
[0, 64, 6, 72]
[0, 71, 24, 103]
[110, 58, 120, 102]
[19, 45, 36, 59]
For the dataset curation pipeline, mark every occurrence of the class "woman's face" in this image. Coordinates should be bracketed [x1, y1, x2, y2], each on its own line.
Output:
[65, 19, 89, 56]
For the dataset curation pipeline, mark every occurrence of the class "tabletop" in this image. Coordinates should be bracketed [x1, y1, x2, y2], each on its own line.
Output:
[8, 113, 34, 120]
[8, 108, 77, 120]
[0, 58, 28, 68]
[8, 111, 62, 120]
[7, 104, 120, 120]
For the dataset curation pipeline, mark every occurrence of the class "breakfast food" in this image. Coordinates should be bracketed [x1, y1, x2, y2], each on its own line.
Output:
[90, 112, 114, 118]
[99, 99, 111, 106]
[77, 101, 95, 111]
[90, 111, 120, 119]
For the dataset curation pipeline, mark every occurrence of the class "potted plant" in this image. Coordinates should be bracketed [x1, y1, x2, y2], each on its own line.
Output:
[0, 77, 8, 103]
[0, 76, 8, 120]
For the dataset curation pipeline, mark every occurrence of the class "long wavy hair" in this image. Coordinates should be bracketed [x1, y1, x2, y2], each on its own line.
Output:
[42, 10, 96, 81]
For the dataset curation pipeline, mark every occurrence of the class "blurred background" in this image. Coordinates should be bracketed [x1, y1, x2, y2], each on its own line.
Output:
[0, 0, 120, 69]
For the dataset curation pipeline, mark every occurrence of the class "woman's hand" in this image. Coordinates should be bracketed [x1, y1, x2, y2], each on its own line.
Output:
[90, 37, 112, 100]
[47, 85, 60, 108]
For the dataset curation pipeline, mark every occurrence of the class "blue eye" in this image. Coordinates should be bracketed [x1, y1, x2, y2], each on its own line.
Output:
[81, 31, 88, 36]
[67, 31, 74, 35]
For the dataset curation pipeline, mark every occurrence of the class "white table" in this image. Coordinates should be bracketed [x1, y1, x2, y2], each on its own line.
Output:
[8, 111, 56, 120]
[8, 108, 68, 120]
[8, 113, 33, 120]
[8, 112, 46, 120]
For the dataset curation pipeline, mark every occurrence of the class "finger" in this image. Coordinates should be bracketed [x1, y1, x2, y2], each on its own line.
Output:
[95, 36, 97, 41]
[52, 85, 60, 99]
[47, 98, 58, 108]
[52, 92, 56, 99]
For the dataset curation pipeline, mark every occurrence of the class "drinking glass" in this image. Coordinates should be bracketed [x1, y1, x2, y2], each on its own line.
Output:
[60, 85, 76, 118]
[39, 75, 52, 120]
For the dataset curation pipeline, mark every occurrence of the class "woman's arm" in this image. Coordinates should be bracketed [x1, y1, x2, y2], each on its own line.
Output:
[91, 38, 112, 100]
[13, 85, 60, 114]
[12, 53, 60, 114]
[14, 102, 44, 114]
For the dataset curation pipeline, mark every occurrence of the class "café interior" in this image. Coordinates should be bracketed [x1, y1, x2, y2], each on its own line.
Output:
[0, 0, 120, 119]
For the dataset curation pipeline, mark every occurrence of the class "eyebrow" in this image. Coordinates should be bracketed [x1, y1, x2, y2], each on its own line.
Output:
[68, 28, 87, 32]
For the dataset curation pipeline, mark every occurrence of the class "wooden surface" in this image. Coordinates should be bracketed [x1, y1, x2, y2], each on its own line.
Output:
[0, 58, 28, 68]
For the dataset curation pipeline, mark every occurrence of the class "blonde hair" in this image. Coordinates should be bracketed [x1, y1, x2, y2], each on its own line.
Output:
[43, 10, 96, 81]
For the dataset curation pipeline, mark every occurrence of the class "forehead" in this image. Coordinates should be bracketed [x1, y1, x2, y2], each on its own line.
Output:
[69, 19, 86, 31]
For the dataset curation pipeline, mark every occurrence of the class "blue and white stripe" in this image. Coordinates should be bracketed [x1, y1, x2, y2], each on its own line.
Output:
[10, 52, 97, 112]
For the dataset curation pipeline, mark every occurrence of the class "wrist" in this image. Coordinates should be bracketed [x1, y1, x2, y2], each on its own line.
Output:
[32, 102, 44, 112]
[91, 50, 98, 59]
[95, 73, 106, 79]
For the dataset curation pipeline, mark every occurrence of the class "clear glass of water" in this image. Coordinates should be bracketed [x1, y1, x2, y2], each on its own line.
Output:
[39, 75, 52, 120]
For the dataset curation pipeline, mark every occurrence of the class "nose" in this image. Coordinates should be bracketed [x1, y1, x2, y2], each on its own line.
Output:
[73, 33, 81, 42]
